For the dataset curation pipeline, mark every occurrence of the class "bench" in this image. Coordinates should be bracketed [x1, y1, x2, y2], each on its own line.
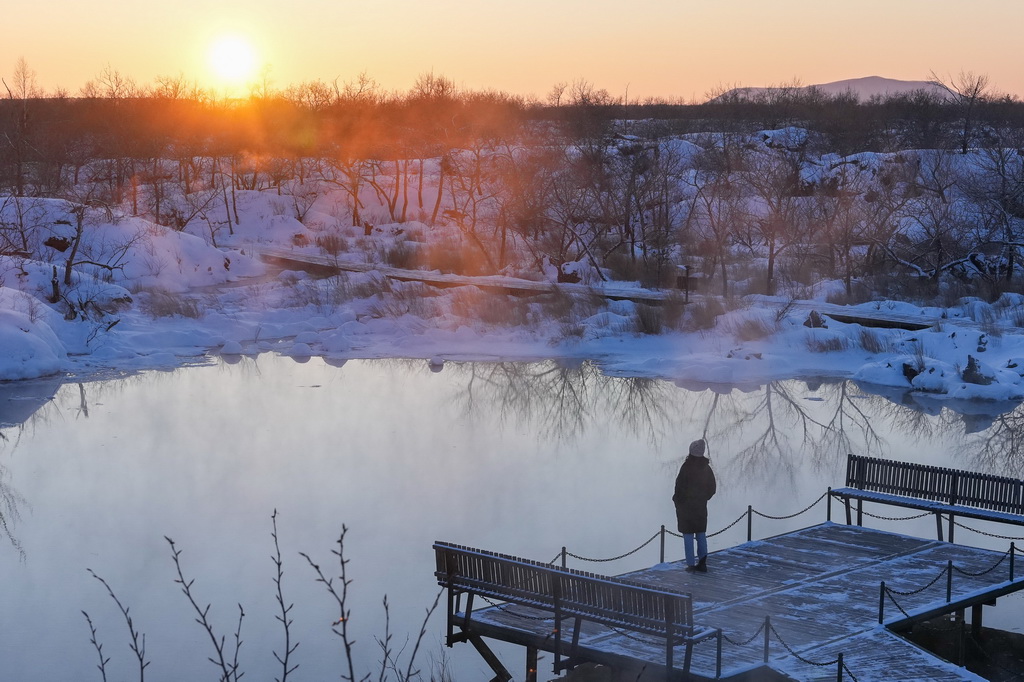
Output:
[433, 541, 719, 681]
[830, 454, 1024, 541]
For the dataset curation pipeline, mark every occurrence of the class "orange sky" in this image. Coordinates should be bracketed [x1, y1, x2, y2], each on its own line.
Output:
[5, 0, 1023, 101]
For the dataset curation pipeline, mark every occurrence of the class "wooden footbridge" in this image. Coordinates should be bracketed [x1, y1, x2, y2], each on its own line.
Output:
[250, 245, 969, 330]
[434, 456, 1024, 681]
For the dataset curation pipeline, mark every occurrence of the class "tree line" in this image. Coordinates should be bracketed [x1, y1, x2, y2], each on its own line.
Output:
[4, 62, 1024, 302]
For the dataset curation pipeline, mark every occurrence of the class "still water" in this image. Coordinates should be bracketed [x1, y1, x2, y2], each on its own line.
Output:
[2, 356, 1023, 681]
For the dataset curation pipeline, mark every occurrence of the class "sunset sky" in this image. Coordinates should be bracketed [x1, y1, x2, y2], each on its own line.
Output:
[6, 0, 1023, 101]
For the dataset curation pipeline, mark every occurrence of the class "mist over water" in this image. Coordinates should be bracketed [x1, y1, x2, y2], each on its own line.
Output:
[1, 356, 1022, 680]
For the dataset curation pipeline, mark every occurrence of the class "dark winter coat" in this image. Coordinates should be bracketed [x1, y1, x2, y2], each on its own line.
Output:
[673, 456, 717, 534]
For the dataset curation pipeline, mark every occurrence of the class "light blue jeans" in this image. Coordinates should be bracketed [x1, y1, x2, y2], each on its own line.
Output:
[684, 533, 708, 567]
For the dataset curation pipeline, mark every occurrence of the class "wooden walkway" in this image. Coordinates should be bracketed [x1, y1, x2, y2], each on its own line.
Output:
[251, 245, 971, 330]
[465, 523, 1021, 680]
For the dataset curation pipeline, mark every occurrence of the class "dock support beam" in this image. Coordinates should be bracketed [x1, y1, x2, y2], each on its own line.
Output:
[468, 634, 512, 682]
[525, 646, 538, 682]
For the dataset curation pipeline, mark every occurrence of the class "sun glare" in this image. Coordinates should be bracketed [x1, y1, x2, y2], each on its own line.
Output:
[207, 35, 258, 89]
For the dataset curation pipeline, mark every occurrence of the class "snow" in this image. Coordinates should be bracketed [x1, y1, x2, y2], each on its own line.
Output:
[4, 175, 1024, 413]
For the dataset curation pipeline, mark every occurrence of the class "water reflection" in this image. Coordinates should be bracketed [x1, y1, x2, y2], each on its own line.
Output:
[3, 357, 1024, 680]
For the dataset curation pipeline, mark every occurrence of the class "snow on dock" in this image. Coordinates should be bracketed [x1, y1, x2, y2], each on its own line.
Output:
[454, 523, 1021, 680]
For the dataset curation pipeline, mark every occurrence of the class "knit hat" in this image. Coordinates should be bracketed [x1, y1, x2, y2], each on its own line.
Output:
[688, 438, 706, 457]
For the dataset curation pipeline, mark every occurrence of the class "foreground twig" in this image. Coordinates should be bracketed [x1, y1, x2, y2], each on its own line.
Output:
[165, 536, 243, 682]
[300, 524, 368, 682]
[86, 569, 148, 682]
[81, 610, 110, 682]
[271, 509, 299, 681]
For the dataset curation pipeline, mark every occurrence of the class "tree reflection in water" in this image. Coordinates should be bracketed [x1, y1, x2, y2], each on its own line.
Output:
[437, 360, 1024, 486]
[5, 357, 1024, 551]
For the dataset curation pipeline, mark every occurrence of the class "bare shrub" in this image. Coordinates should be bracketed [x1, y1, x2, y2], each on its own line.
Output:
[450, 288, 530, 327]
[316, 234, 348, 257]
[660, 292, 687, 331]
[366, 282, 437, 319]
[381, 241, 418, 269]
[805, 334, 848, 353]
[140, 289, 203, 319]
[683, 298, 725, 331]
[287, 275, 351, 312]
[632, 304, 663, 335]
[732, 316, 779, 341]
[421, 238, 465, 275]
[824, 281, 874, 306]
[858, 328, 890, 354]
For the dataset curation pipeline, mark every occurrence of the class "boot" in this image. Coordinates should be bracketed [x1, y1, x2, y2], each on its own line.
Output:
[695, 555, 708, 573]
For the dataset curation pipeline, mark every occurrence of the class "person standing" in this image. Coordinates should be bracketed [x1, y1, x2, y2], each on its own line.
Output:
[673, 438, 717, 572]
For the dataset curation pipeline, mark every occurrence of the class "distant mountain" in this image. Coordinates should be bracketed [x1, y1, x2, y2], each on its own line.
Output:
[711, 76, 947, 103]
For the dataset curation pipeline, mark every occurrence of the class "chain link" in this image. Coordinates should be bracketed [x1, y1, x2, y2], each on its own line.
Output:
[767, 621, 841, 668]
[952, 519, 1024, 541]
[479, 595, 553, 622]
[883, 589, 914, 619]
[884, 565, 949, 597]
[707, 511, 749, 539]
[951, 548, 1011, 577]
[752, 491, 828, 520]
[842, 661, 861, 682]
[565, 531, 661, 563]
[721, 620, 766, 647]
[859, 508, 931, 521]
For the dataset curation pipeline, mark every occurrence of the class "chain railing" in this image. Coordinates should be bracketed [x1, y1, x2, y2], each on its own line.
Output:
[719, 615, 857, 681]
[558, 491, 833, 568]
[878, 543, 1019, 624]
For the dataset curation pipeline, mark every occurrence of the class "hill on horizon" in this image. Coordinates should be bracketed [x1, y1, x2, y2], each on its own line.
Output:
[711, 76, 947, 103]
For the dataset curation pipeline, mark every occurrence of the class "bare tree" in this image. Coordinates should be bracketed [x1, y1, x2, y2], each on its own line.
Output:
[929, 70, 990, 154]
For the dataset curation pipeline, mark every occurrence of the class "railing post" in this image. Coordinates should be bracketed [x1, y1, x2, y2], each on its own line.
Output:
[660, 525, 666, 564]
[878, 581, 886, 624]
[946, 560, 953, 602]
[837, 652, 844, 681]
[762, 615, 771, 664]
[716, 628, 723, 679]
[827, 487, 832, 522]
[1011, 542, 1016, 582]
[747, 505, 753, 542]
[561, 546, 567, 569]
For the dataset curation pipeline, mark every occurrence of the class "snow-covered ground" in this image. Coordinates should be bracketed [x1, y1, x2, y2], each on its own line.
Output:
[4, 191, 1024, 410]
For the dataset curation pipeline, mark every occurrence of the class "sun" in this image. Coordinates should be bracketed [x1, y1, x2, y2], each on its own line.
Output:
[207, 35, 258, 89]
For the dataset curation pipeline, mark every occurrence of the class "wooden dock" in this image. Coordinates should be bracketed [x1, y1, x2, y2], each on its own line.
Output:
[459, 523, 1021, 680]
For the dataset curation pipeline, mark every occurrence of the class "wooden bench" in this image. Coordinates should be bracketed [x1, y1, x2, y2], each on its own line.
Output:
[830, 454, 1024, 541]
[433, 541, 720, 681]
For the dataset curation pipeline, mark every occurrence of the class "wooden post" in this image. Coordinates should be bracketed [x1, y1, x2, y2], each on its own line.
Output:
[525, 646, 538, 682]
[561, 546, 567, 569]
[747, 505, 753, 542]
[935, 512, 944, 541]
[716, 629, 723, 678]
[971, 604, 984, 638]
[878, 581, 886, 624]
[949, 512, 956, 544]
[836, 652, 844, 681]
[946, 560, 954, 602]
[856, 499, 863, 527]
[660, 525, 666, 564]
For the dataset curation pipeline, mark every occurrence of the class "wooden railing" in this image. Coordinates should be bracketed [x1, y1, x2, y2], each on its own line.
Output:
[433, 541, 719, 680]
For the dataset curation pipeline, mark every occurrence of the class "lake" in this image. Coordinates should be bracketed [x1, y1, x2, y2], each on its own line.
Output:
[2, 356, 1023, 681]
